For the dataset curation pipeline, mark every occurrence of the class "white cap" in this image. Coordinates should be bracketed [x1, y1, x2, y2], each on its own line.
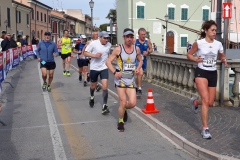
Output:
[81, 35, 87, 38]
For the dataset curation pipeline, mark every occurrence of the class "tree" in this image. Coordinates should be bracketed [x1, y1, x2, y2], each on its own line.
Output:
[106, 9, 116, 23]
[99, 23, 109, 31]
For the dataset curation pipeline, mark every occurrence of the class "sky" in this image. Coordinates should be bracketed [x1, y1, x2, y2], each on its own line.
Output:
[39, 0, 115, 27]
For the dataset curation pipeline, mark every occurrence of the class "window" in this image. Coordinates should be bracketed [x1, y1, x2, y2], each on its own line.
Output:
[180, 35, 188, 47]
[26, 14, 29, 25]
[136, 1, 145, 19]
[202, 9, 209, 21]
[41, 12, 43, 21]
[48, 15, 51, 23]
[16, 11, 21, 23]
[44, 14, 46, 22]
[137, 6, 144, 18]
[7, 8, 10, 27]
[37, 11, 39, 20]
[32, 9, 34, 19]
[168, 8, 175, 20]
[181, 8, 188, 20]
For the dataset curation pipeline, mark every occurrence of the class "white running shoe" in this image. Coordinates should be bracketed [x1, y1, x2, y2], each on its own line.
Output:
[201, 128, 212, 139]
[190, 97, 199, 114]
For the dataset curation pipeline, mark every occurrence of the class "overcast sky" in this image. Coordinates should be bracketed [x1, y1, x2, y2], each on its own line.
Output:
[39, 0, 115, 26]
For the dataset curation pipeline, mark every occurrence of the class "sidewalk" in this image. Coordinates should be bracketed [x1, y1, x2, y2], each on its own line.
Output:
[106, 72, 240, 159]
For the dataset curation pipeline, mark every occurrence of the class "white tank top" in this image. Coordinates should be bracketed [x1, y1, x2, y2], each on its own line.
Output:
[197, 39, 223, 71]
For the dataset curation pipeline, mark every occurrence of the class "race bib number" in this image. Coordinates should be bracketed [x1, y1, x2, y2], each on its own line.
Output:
[202, 56, 216, 67]
[123, 63, 136, 71]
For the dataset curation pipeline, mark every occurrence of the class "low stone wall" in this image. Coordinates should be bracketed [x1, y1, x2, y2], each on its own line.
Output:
[144, 52, 240, 107]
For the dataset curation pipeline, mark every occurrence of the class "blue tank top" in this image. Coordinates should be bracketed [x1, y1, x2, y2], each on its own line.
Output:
[135, 39, 148, 54]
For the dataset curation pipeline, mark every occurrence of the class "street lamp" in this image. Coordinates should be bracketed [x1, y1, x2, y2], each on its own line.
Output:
[110, 14, 113, 44]
[4, 20, 8, 33]
[164, 14, 169, 54]
[89, 0, 94, 35]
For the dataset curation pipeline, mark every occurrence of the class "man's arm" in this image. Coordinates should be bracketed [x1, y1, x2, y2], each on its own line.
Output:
[147, 39, 153, 54]
[53, 43, 58, 56]
[106, 46, 120, 74]
[73, 44, 80, 54]
[136, 47, 143, 70]
[84, 41, 97, 58]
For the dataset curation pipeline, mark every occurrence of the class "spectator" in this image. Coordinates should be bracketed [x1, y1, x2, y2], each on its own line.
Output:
[32, 36, 38, 45]
[76, 37, 81, 45]
[10, 34, 18, 48]
[153, 43, 157, 51]
[1, 33, 11, 51]
[16, 35, 22, 47]
[21, 35, 28, 46]
[0, 31, 6, 51]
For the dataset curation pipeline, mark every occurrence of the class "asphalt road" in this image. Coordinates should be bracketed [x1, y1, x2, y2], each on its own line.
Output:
[0, 56, 198, 160]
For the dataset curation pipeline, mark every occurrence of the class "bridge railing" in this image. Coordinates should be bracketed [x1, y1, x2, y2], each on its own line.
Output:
[144, 52, 240, 107]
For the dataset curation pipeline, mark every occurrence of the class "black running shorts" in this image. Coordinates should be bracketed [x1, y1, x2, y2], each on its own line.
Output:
[90, 69, 108, 82]
[77, 59, 89, 68]
[61, 53, 71, 60]
[194, 67, 217, 87]
[40, 62, 56, 70]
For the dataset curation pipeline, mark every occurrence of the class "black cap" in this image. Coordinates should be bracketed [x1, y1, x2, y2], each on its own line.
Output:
[2, 30, 6, 34]
[44, 32, 51, 36]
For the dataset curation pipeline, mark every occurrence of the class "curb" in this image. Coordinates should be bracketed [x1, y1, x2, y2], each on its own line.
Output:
[70, 64, 239, 160]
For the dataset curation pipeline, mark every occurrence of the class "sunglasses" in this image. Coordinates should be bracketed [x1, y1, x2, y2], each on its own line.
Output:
[7, 35, 11, 36]
[103, 37, 109, 40]
[125, 35, 134, 38]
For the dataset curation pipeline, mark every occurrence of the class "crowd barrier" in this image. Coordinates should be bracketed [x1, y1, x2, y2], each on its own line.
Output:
[0, 45, 38, 92]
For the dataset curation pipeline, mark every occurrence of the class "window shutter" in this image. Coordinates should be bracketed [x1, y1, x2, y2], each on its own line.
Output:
[203, 9, 209, 21]
[168, 8, 175, 20]
[137, 6, 144, 18]
[19, 11, 21, 23]
[181, 37, 187, 47]
[181, 8, 188, 20]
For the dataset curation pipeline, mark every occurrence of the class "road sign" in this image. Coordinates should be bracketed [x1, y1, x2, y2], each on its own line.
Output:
[222, 2, 232, 19]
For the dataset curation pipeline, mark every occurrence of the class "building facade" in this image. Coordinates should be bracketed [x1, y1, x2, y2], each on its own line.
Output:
[51, 10, 65, 42]
[117, 0, 211, 54]
[0, 0, 17, 35]
[12, 1, 32, 42]
[15, 0, 52, 41]
[85, 14, 92, 39]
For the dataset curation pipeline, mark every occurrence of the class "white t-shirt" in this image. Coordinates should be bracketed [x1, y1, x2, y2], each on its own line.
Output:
[85, 39, 111, 71]
[197, 39, 223, 71]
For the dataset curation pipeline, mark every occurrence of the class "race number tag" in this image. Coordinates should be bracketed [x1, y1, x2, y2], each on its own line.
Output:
[202, 55, 216, 67]
[123, 63, 136, 71]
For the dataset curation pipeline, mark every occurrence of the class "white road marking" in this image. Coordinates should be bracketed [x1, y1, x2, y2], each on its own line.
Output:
[38, 66, 67, 160]
[0, 120, 112, 131]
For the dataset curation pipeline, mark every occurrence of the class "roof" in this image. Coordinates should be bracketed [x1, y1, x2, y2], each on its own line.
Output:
[12, 0, 33, 10]
[29, 0, 52, 10]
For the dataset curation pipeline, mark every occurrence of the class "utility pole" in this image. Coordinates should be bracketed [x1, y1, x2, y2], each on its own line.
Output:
[216, 0, 222, 42]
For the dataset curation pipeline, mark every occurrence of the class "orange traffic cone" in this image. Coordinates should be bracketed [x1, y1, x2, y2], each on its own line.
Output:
[142, 88, 160, 114]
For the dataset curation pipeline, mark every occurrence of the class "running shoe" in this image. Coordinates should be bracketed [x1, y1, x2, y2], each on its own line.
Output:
[137, 89, 142, 96]
[42, 82, 47, 91]
[89, 97, 94, 108]
[84, 81, 87, 87]
[102, 104, 110, 115]
[63, 71, 66, 76]
[201, 128, 212, 139]
[79, 74, 82, 81]
[67, 71, 71, 76]
[190, 97, 199, 114]
[87, 73, 90, 82]
[117, 122, 125, 132]
[123, 110, 128, 122]
[96, 84, 101, 92]
[47, 86, 51, 92]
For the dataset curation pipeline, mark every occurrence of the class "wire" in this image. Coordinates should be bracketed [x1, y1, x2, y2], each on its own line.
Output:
[182, 0, 206, 27]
